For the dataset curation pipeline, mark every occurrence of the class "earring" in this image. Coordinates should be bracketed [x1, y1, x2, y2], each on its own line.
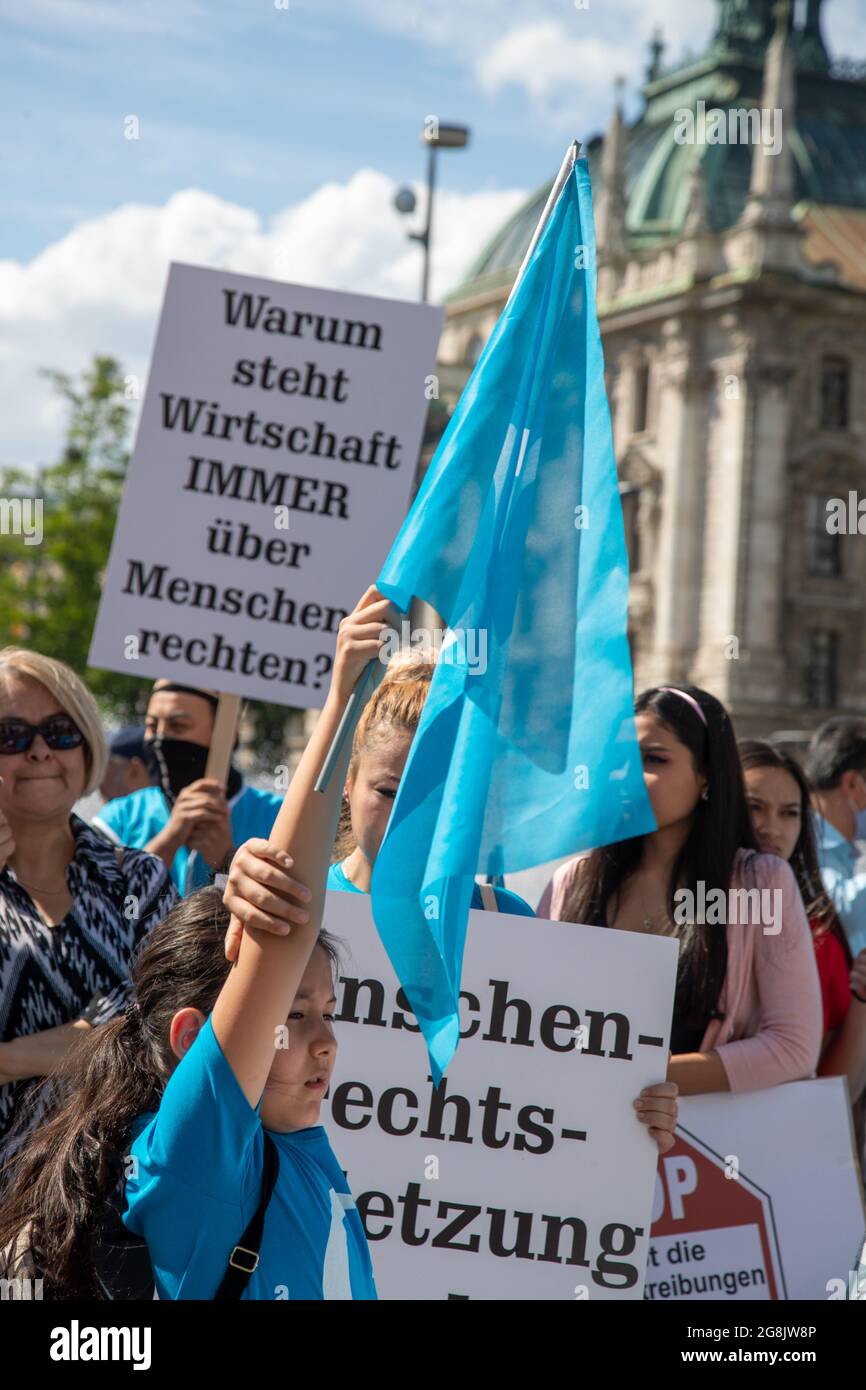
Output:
[701, 787, 710, 802]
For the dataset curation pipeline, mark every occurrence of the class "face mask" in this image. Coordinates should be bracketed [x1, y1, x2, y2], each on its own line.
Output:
[855, 808, 866, 844]
[144, 737, 209, 804]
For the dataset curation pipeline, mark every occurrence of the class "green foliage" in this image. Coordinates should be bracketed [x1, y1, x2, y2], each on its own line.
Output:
[0, 355, 303, 759]
[0, 355, 151, 722]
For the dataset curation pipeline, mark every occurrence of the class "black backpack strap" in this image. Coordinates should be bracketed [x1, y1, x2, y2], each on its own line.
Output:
[214, 1134, 280, 1300]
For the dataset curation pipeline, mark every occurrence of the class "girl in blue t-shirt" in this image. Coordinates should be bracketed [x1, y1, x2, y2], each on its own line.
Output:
[0, 877, 372, 1300]
[0, 593, 399, 1300]
[227, 588, 679, 1161]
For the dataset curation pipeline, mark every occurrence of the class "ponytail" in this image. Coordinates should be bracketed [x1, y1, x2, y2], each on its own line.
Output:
[333, 651, 435, 861]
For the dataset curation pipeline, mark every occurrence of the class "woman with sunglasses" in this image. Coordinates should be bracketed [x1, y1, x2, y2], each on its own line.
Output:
[0, 648, 178, 1160]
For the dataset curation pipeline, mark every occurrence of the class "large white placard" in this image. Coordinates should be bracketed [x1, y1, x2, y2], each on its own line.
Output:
[322, 892, 679, 1300]
[89, 263, 443, 706]
[648, 1079, 865, 1301]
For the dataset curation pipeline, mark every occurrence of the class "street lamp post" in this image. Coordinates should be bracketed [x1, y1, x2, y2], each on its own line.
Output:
[394, 121, 470, 303]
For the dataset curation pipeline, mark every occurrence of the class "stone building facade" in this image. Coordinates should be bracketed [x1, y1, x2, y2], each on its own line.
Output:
[435, 0, 866, 739]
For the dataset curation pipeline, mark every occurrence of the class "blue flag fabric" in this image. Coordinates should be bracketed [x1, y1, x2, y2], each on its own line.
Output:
[372, 156, 655, 1082]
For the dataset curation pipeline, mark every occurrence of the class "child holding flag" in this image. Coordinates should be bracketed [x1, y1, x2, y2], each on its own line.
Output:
[0, 590, 393, 1300]
[228, 598, 678, 1158]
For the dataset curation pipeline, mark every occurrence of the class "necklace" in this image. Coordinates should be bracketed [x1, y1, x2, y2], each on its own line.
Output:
[12, 872, 70, 895]
[639, 895, 676, 936]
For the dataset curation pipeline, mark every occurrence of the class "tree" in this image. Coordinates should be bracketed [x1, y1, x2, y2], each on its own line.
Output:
[0, 355, 151, 721]
[0, 356, 302, 771]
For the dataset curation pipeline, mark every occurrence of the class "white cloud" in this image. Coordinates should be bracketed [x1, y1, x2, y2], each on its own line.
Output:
[477, 21, 637, 110]
[823, 3, 866, 56]
[340, 0, 866, 106]
[342, 0, 717, 102]
[0, 173, 525, 470]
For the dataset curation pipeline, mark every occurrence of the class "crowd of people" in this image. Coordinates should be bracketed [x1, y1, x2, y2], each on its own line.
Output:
[1, 587, 865, 1300]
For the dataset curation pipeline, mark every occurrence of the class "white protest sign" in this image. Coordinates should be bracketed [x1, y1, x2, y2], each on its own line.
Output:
[322, 892, 678, 1300]
[647, 1078, 865, 1302]
[89, 263, 443, 707]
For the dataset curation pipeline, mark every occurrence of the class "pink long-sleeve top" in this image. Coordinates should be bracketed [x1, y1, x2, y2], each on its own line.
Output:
[537, 848, 822, 1094]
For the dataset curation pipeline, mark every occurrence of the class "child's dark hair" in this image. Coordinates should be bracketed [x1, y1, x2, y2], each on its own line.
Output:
[739, 738, 850, 962]
[562, 685, 759, 1022]
[0, 887, 340, 1299]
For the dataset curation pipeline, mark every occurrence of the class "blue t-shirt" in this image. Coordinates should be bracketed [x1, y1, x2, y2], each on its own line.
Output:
[327, 860, 535, 916]
[93, 784, 283, 895]
[123, 1015, 376, 1301]
[813, 811, 866, 957]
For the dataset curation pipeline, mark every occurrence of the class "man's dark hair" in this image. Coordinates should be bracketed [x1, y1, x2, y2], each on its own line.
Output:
[806, 718, 866, 791]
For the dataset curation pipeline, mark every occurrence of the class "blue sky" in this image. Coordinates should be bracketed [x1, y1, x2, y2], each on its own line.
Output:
[1, 0, 864, 467]
[2, 0, 713, 263]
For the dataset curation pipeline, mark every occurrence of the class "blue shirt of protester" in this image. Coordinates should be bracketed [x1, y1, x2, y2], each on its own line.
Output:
[813, 811, 866, 958]
[93, 784, 282, 895]
[327, 859, 536, 916]
[123, 1015, 377, 1301]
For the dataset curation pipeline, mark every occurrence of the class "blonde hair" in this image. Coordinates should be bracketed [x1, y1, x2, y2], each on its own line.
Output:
[0, 648, 108, 795]
[333, 651, 435, 861]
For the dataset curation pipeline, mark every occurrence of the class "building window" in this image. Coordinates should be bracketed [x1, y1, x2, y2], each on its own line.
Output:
[819, 356, 849, 430]
[805, 493, 842, 577]
[620, 482, 641, 573]
[803, 630, 837, 708]
[632, 363, 650, 433]
[465, 333, 484, 367]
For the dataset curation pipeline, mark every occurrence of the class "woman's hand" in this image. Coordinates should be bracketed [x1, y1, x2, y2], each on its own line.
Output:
[222, 838, 313, 962]
[634, 1080, 678, 1154]
[330, 586, 400, 706]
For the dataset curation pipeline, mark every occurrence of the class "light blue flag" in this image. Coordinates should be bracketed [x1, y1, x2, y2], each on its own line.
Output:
[372, 151, 655, 1082]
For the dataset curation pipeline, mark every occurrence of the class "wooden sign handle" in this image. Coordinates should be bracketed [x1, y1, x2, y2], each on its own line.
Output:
[205, 693, 241, 786]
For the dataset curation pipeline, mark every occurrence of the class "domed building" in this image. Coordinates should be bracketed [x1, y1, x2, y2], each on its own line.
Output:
[436, 0, 866, 738]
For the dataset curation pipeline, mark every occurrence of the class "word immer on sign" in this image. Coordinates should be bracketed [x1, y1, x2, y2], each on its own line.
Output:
[321, 893, 678, 1300]
[89, 264, 443, 708]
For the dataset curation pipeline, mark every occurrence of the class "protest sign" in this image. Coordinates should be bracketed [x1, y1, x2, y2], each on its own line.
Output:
[89, 264, 443, 707]
[647, 1079, 865, 1302]
[321, 891, 678, 1300]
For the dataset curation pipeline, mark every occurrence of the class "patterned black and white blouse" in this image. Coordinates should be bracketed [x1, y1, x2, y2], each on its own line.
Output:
[0, 814, 178, 1156]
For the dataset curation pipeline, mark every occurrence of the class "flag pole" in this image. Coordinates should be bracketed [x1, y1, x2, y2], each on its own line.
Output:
[313, 657, 380, 793]
[314, 138, 581, 796]
[506, 139, 581, 307]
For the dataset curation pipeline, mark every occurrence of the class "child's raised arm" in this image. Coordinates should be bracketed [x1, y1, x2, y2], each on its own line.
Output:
[214, 586, 397, 1105]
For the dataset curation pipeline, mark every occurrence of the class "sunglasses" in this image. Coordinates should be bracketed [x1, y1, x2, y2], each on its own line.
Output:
[0, 715, 85, 755]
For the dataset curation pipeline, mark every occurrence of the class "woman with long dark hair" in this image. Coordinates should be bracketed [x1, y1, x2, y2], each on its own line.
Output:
[539, 686, 822, 1095]
[739, 740, 866, 1105]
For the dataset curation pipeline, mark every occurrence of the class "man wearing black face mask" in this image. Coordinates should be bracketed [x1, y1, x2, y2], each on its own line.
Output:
[92, 681, 283, 894]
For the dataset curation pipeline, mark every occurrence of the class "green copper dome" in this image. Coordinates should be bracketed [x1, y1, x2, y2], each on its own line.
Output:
[448, 0, 866, 302]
